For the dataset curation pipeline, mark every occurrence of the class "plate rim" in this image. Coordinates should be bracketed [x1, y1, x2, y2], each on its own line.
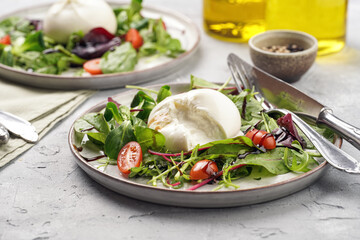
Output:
[68, 82, 342, 196]
[0, 2, 200, 82]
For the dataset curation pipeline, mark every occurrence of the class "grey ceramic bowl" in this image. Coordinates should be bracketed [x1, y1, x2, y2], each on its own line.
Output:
[249, 30, 318, 83]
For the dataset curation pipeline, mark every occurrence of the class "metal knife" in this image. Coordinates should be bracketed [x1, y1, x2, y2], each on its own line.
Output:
[227, 53, 360, 151]
[0, 111, 38, 143]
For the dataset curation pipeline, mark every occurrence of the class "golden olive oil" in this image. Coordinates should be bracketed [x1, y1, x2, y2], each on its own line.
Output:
[203, 0, 266, 42]
[265, 0, 348, 55]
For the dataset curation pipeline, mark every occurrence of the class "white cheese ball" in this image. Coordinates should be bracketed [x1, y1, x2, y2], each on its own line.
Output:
[44, 0, 117, 43]
[148, 89, 242, 152]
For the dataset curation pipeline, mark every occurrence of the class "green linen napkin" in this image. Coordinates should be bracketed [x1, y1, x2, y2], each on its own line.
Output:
[0, 79, 95, 167]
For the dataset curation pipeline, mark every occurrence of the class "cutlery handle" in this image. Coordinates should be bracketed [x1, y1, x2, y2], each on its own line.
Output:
[318, 109, 360, 150]
[289, 111, 360, 173]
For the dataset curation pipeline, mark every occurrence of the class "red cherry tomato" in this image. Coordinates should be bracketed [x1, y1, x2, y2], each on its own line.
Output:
[117, 141, 143, 175]
[83, 58, 102, 75]
[245, 129, 276, 150]
[0, 35, 11, 45]
[125, 28, 143, 50]
[190, 160, 218, 180]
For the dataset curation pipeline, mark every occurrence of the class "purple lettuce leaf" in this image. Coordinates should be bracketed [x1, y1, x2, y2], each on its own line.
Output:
[82, 27, 115, 44]
[276, 113, 306, 148]
[71, 27, 121, 59]
[29, 19, 43, 31]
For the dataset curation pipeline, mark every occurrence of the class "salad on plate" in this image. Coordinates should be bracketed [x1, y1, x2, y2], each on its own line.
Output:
[72, 76, 335, 191]
[0, 0, 184, 76]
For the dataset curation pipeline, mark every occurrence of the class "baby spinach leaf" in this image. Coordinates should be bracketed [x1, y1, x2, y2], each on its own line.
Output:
[82, 113, 110, 135]
[87, 132, 107, 145]
[156, 85, 171, 103]
[134, 125, 165, 151]
[100, 42, 137, 73]
[119, 105, 131, 121]
[74, 117, 107, 146]
[130, 90, 155, 107]
[104, 102, 122, 123]
[130, 90, 156, 121]
[104, 120, 136, 160]
[131, 115, 147, 128]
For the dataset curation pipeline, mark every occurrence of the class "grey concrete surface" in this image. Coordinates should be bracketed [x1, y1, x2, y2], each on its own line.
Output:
[1, 0, 360, 239]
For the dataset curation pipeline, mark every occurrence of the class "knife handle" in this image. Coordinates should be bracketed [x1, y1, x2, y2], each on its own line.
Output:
[318, 108, 360, 150]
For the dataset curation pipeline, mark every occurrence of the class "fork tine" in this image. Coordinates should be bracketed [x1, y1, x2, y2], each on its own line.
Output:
[227, 58, 244, 92]
[227, 53, 274, 110]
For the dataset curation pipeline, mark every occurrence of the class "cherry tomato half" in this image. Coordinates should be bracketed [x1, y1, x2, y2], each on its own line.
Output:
[245, 129, 276, 150]
[117, 141, 143, 175]
[83, 58, 102, 75]
[125, 28, 143, 50]
[190, 159, 219, 180]
[0, 35, 11, 45]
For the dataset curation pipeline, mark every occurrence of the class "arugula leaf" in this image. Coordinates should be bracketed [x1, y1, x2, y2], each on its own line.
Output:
[114, 0, 145, 35]
[54, 45, 86, 65]
[189, 75, 236, 95]
[100, 42, 137, 73]
[139, 19, 184, 58]
[201, 143, 252, 156]
[200, 136, 255, 149]
[0, 45, 14, 66]
[129, 0, 143, 21]
[228, 89, 264, 131]
[104, 120, 136, 160]
[283, 141, 317, 172]
[235, 148, 290, 175]
[0, 17, 33, 38]
[16, 51, 70, 74]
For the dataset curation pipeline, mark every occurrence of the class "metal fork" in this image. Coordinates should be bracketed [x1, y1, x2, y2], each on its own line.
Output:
[227, 55, 360, 173]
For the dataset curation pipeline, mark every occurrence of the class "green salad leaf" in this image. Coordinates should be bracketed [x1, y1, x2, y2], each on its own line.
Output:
[12, 31, 46, 54]
[104, 120, 136, 160]
[100, 42, 138, 73]
[134, 125, 165, 152]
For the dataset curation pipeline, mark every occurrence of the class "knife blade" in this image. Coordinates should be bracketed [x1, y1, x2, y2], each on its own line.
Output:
[228, 53, 360, 150]
[0, 111, 38, 143]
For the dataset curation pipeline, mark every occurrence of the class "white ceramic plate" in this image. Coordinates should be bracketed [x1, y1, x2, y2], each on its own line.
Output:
[0, 2, 200, 90]
[68, 83, 341, 208]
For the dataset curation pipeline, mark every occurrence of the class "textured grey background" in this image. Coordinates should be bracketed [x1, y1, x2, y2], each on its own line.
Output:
[1, 0, 360, 239]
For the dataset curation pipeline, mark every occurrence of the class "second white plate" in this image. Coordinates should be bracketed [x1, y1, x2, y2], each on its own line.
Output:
[0, 2, 200, 90]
